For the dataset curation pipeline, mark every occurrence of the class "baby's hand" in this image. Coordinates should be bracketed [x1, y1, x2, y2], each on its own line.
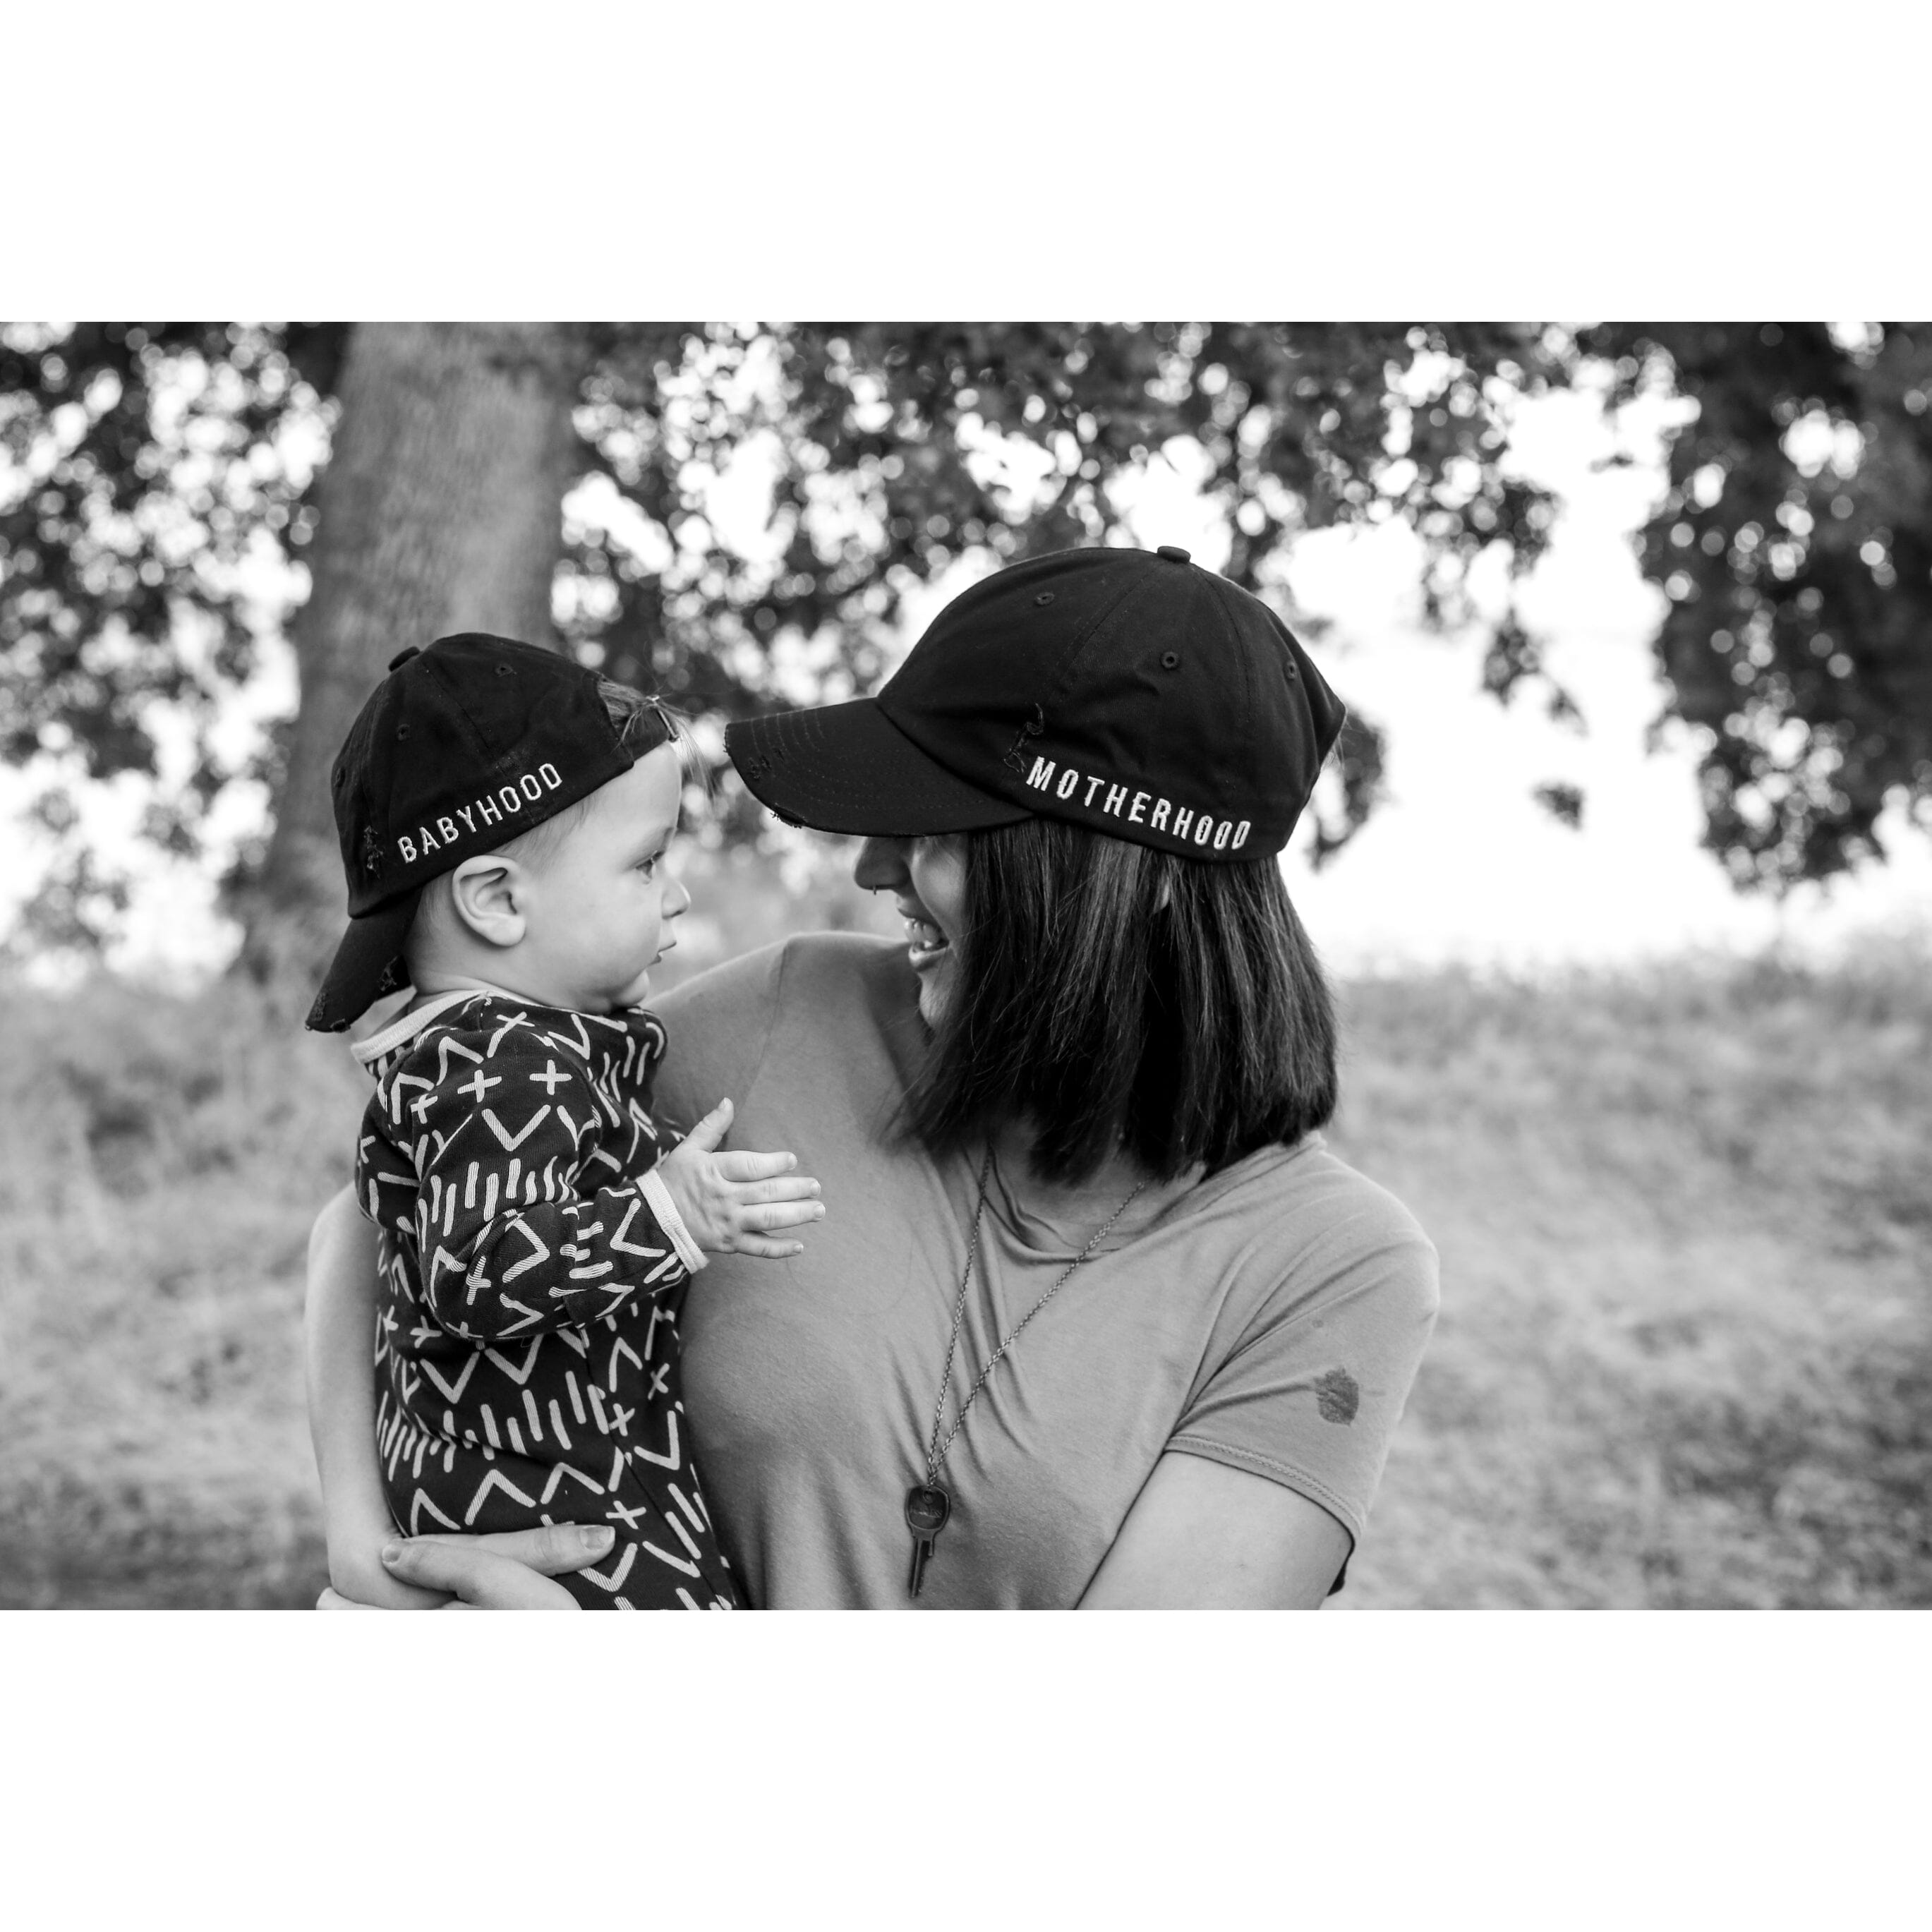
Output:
[655, 1098, 825, 1259]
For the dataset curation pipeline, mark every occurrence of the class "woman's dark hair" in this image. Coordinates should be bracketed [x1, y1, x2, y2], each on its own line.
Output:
[902, 816, 1337, 1187]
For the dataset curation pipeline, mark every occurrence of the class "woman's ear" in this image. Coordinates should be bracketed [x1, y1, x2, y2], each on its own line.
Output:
[447, 857, 526, 949]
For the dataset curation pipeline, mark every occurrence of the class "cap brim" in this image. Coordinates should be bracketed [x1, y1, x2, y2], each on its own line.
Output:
[304, 890, 421, 1033]
[725, 699, 1031, 838]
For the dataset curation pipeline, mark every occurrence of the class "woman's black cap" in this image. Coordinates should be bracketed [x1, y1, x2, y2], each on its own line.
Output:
[304, 633, 634, 1032]
[725, 544, 1346, 861]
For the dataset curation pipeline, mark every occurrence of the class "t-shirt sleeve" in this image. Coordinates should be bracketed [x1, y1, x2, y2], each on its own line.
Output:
[648, 941, 790, 1137]
[1166, 1170, 1440, 1552]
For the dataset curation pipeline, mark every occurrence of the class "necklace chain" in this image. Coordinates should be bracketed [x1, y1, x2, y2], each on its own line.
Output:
[922, 1146, 1150, 1487]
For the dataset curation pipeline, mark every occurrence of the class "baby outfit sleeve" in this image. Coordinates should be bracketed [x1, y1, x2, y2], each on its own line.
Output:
[385, 1018, 703, 1344]
[354, 1089, 425, 1243]
[1166, 1174, 1440, 1550]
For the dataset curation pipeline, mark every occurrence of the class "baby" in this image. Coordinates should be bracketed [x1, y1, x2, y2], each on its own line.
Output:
[304, 631, 823, 1607]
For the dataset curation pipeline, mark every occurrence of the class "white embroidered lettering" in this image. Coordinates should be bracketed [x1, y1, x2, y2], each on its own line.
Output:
[478, 794, 502, 826]
[1025, 757, 1057, 792]
[399, 835, 418, 863]
[1082, 775, 1105, 807]
[1232, 819, 1251, 849]
[1213, 819, 1231, 850]
[1149, 799, 1172, 831]
[1128, 790, 1149, 823]
[456, 807, 475, 833]
[1055, 768, 1080, 800]
[539, 763, 562, 791]
[1171, 808, 1193, 840]
[418, 824, 440, 852]
[1194, 816, 1214, 845]
[519, 774, 543, 802]
[500, 786, 522, 814]
[1103, 784, 1128, 815]
[437, 816, 459, 843]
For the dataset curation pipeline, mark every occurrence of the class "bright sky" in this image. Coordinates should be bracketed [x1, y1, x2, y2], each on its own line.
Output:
[4, 375, 1928, 983]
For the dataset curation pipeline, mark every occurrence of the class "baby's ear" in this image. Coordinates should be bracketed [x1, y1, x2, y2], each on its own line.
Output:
[447, 857, 524, 948]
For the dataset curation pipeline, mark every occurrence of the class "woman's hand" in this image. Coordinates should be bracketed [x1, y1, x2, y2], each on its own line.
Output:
[328, 1535, 454, 1610]
[340, 1525, 610, 1609]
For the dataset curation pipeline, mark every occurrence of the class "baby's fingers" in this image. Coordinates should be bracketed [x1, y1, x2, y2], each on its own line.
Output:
[740, 1199, 826, 1231]
[680, 1098, 735, 1156]
[736, 1174, 821, 1205]
[732, 1233, 810, 1260]
[713, 1148, 799, 1183]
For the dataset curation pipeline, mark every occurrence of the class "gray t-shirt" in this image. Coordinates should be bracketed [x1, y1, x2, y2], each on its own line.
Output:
[653, 934, 1439, 1609]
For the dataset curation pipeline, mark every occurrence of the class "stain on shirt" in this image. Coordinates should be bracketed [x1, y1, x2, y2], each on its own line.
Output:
[1315, 1368, 1360, 1424]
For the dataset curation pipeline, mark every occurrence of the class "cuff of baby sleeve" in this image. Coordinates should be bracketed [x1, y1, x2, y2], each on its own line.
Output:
[639, 1168, 707, 1274]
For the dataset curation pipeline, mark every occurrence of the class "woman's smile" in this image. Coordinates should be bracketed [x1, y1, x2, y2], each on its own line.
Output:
[901, 909, 950, 967]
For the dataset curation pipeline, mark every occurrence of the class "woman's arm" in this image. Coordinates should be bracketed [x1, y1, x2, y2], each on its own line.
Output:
[1096, 1173, 1437, 1610]
[1076, 1452, 1351, 1609]
[305, 1188, 447, 1608]
[306, 1190, 613, 1609]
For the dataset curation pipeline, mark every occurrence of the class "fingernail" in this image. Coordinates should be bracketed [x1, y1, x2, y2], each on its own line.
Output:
[586, 1525, 615, 1550]
[380, 1540, 404, 1565]
[814, 1205, 827, 1217]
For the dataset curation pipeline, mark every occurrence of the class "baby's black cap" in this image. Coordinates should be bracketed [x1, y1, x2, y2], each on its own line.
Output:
[306, 634, 634, 1032]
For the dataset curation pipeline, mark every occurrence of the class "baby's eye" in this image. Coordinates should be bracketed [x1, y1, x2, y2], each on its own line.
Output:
[636, 857, 657, 876]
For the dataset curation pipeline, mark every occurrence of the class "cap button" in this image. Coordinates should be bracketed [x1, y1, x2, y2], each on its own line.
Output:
[387, 646, 421, 671]
[1156, 545, 1190, 564]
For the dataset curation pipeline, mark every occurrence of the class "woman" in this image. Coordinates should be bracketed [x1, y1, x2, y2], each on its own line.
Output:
[306, 542, 1439, 1608]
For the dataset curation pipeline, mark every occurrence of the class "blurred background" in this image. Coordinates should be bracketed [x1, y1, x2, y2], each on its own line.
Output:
[1, 320, 1927, 1607]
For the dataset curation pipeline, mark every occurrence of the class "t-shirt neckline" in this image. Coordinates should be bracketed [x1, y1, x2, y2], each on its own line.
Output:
[972, 1130, 1327, 1259]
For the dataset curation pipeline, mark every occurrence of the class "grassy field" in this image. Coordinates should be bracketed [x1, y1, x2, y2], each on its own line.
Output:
[1331, 950, 1932, 1607]
[4, 858, 1928, 1609]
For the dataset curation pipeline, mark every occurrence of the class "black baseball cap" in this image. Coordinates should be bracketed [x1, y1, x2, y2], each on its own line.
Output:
[725, 545, 1346, 862]
[304, 633, 636, 1033]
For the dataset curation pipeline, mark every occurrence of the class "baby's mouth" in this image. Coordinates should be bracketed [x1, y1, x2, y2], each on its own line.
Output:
[905, 916, 950, 965]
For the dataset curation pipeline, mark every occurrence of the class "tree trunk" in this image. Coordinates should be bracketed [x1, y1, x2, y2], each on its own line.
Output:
[241, 321, 583, 986]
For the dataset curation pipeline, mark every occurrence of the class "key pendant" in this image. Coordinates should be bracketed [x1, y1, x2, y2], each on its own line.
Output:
[905, 1482, 952, 1599]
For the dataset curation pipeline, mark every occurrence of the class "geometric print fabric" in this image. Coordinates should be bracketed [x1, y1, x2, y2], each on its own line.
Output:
[354, 992, 741, 1608]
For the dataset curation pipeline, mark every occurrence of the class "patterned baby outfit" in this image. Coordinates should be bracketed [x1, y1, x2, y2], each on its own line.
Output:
[351, 989, 740, 1609]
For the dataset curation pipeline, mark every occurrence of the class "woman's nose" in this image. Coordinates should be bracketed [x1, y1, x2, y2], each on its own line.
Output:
[852, 837, 911, 892]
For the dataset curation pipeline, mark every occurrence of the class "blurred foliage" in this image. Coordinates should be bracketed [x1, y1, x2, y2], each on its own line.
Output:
[0, 321, 339, 785]
[563, 320, 1566, 855]
[0, 321, 1566, 928]
[2, 320, 1928, 953]
[1580, 323, 1932, 888]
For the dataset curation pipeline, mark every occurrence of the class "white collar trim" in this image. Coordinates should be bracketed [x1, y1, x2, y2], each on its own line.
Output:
[350, 985, 512, 1065]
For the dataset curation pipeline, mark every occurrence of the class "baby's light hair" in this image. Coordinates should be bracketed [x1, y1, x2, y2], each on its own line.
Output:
[499, 678, 701, 868]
